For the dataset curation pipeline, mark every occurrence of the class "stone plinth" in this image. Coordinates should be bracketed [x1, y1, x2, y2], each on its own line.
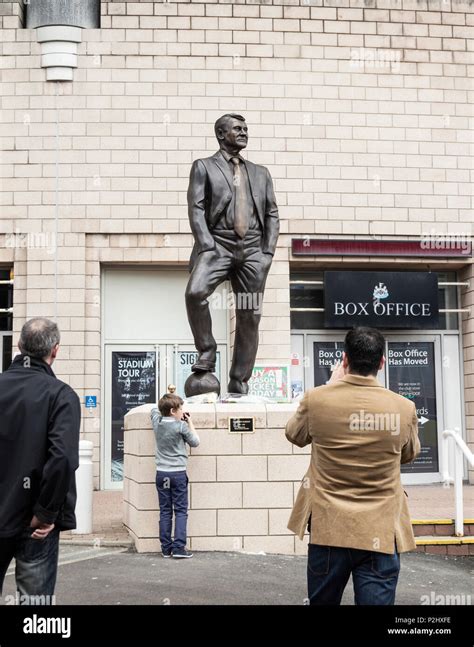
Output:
[123, 401, 310, 555]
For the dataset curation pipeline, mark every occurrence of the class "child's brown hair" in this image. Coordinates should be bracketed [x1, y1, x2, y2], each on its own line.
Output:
[158, 393, 184, 416]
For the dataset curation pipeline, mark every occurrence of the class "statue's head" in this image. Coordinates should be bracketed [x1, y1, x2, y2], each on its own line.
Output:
[214, 113, 248, 153]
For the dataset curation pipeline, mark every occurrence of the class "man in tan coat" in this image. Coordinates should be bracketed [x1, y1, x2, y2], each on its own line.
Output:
[286, 327, 420, 605]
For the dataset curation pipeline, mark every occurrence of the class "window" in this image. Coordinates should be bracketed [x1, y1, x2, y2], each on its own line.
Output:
[0, 268, 13, 332]
[290, 271, 324, 330]
[0, 268, 13, 372]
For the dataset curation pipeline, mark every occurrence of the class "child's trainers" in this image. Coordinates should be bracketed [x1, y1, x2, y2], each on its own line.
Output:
[172, 548, 193, 559]
[162, 551, 172, 558]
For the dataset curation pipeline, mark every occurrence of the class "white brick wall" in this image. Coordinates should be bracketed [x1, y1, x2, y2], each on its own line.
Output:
[1, 0, 472, 486]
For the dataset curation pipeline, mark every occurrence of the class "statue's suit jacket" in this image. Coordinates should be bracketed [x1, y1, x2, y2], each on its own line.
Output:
[286, 374, 421, 554]
[187, 151, 279, 269]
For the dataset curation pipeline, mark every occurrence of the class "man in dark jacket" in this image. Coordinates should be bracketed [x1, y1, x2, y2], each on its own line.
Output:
[0, 317, 80, 604]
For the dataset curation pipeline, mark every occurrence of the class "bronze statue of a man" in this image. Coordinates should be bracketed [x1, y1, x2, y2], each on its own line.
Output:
[185, 114, 279, 396]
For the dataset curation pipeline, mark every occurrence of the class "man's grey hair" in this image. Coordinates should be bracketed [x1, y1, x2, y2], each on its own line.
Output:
[214, 113, 246, 138]
[19, 317, 60, 359]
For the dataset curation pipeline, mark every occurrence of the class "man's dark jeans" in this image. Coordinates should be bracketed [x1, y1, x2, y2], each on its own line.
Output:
[307, 543, 400, 605]
[0, 527, 60, 604]
[156, 470, 189, 553]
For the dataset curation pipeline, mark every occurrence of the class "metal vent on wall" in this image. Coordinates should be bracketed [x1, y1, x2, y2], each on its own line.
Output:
[26, 0, 100, 81]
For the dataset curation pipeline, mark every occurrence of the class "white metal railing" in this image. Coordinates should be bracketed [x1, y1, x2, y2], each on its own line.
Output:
[442, 428, 474, 537]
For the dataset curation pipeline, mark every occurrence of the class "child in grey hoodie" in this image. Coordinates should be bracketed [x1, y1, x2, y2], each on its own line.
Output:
[151, 393, 200, 558]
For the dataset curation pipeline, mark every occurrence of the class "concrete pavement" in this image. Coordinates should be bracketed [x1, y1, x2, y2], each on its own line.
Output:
[1, 546, 472, 606]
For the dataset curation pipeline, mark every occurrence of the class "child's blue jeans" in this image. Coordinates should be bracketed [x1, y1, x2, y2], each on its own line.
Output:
[156, 470, 189, 553]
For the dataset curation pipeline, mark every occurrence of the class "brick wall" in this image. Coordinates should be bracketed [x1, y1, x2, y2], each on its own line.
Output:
[0, 0, 24, 29]
[124, 402, 309, 554]
[2, 1, 472, 236]
[0, 0, 472, 485]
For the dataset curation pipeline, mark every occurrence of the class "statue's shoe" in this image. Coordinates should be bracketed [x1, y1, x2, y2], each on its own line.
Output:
[192, 360, 216, 372]
[227, 379, 249, 395]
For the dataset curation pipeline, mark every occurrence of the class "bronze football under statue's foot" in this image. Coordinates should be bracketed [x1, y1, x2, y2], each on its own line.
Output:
[184, 371, 220, 398]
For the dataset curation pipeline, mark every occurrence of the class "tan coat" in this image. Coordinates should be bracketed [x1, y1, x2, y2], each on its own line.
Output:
[286, 374, 420, 554]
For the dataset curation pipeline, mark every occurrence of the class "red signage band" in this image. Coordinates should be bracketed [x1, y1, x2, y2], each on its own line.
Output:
[291, 239, 472, 258]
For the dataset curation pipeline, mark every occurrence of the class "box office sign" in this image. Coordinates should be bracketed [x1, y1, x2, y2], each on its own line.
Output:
[324, 271, 439, 329]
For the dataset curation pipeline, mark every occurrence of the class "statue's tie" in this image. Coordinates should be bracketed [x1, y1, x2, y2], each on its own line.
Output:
[231, 156, 249, 239]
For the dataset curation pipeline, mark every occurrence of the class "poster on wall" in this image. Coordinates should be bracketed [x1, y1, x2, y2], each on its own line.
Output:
[387, 342, 439, 473]
[175, 350, 221, 397]
[111, 351, 157, 482]
[248, 365, 290, 402]
[312, 341, 345, 387]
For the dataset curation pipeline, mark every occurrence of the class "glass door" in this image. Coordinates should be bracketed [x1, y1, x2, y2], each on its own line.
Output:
[103, 342, 227, 489]
[168, 344, 226, 398]
[305, 334, 386, 388]
[304, 332, 442, 485]
[302, 333, 444, 484]
[386, 336, 443, 484]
